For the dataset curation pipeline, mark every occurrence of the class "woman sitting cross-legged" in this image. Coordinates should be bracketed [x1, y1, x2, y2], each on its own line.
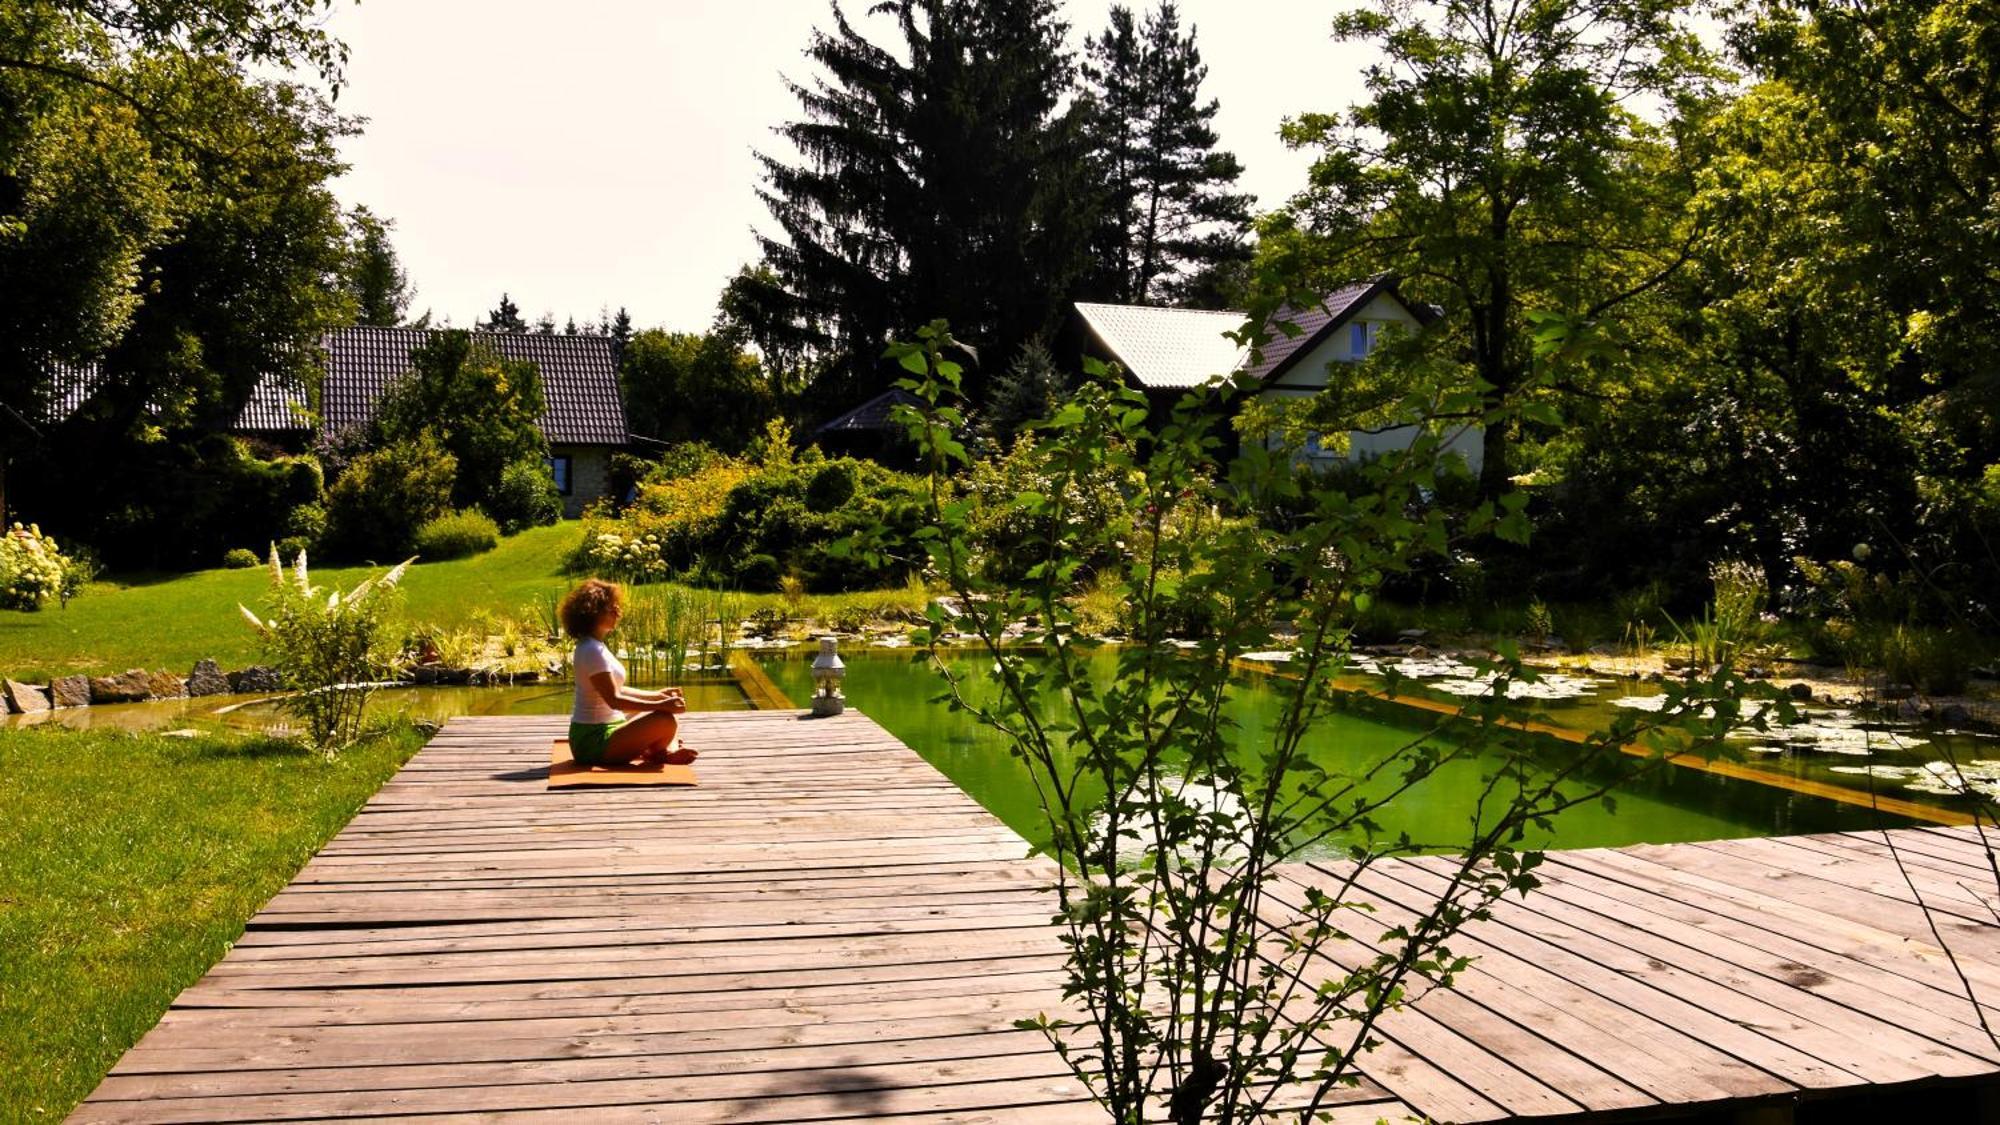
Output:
[560, 578, 695, 768]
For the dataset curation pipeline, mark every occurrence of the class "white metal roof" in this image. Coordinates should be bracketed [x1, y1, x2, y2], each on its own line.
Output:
[1072, 302, 1249, 389]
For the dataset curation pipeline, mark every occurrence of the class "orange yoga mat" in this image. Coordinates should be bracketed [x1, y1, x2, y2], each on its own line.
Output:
[548, 738, 698, 789]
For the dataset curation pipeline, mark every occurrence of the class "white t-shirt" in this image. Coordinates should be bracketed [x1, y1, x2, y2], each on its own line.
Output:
[572, 637, 627, 724]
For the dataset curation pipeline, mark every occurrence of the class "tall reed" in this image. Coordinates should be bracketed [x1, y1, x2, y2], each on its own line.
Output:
[616, 584, 741, 682]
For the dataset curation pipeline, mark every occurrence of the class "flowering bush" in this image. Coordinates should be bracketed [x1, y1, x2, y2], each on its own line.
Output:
[579, 528, 670, 582]
[0, 524, 89, 611]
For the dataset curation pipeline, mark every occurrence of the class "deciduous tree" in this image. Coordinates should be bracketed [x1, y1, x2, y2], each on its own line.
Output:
[1277, 0, 1722, 496]
[341, 205, 413, 328]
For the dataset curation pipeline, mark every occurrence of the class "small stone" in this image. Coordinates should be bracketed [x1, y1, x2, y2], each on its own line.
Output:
[4, 679, 50, 714]
[146, 671, 187, 699]
[1938, 703, 1973, 727]
[1407, 645, 1431, 659]
[1397, 628, 1429, 641]
[90, 669, 153, 704]
[185, 659, 230, 697]
[228, 666, 283, 693]
[1745, 666, 1771, 680]
[49, 675, 91, 708]
[1787, 682, 1814, 701]
[1896, 697, 1925, 722]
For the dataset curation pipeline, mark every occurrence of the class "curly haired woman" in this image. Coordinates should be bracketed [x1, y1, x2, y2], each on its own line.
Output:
[560, 579, 695, 767]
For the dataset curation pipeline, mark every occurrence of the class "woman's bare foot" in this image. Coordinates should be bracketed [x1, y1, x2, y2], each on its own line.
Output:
[663, 746, 698, 765]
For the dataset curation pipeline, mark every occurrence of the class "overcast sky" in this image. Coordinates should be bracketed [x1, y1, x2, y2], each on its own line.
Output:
[322, 1, 1376, 332]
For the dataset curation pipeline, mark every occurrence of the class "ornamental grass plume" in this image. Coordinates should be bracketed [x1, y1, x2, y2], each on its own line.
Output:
[239, 546, 415, 754]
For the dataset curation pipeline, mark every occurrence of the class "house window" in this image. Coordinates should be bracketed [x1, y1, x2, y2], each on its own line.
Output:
[549, 455, 573, 496]
[1350, 322, 1375, 357]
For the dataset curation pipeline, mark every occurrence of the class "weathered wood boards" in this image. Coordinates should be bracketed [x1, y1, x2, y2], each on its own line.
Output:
[69, 710, 2000, 1123]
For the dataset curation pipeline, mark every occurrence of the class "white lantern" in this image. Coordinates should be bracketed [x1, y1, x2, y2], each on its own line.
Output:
[810, 636, 846, 716]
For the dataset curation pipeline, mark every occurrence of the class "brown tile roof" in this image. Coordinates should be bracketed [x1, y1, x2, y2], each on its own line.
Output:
[235, 374, 309, 433]
[35, 329, 629, 448]
[1239, 276, 1394, 383]
[321, 327, 628, 447]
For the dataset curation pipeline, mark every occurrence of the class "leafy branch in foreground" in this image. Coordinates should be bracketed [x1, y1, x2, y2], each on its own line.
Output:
[871, 321, 1766, 1124]
[239, 547, 411, 754]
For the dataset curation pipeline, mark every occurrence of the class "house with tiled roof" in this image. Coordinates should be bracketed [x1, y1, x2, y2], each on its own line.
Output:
[40, 327, 630, 517]
[307, 328, 628, 516]
[1067, 276, 1481, 470]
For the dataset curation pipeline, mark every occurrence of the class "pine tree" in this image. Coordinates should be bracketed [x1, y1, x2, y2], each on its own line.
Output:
[607, 307, 633, 348]
[481, 293, 527, 334]
[342, 206, 413, 326]
[751, 0, 1095, 405]
[531, 312, 557, 335]
[1082, 3, 1253, 307]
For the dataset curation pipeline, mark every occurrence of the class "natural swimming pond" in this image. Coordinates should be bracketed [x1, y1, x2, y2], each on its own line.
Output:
[11, 642, 1988, 855]
[755, 647, 1960, 854]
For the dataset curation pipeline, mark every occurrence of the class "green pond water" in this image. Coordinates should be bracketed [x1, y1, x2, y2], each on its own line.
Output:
[758, 647, 1932, 854]
[11, 644, 1987, 855]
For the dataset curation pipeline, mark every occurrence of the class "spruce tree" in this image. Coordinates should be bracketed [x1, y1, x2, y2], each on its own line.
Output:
[1082, 2, 1253, 307]
[751, 0, 1095, 405]
[481, 293, 527, 334]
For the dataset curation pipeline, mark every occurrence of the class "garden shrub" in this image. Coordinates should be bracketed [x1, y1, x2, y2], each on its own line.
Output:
[60, 437, 326, 571]
[487, 457, 563, 533]
[573, 448, 925, 592]
[325, 435, 456, 560]
[222, 548, 260, 569]
[804, 462, 855, 513]
[282, 502, 327, 551]
[413, 509, 500, 561]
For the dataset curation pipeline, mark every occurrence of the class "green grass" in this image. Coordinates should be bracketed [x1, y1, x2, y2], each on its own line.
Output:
[0, 522, 931, 681]
[0, 721, 429, 1118]
[0, 523, 581, 681]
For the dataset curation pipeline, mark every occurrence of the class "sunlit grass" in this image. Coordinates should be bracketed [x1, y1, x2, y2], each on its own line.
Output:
[0, 522, 930, 681]
[0, 721, 428, 1118]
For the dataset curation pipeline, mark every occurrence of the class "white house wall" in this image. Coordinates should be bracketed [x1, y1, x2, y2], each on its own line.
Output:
[1257, 290, 1481, 473]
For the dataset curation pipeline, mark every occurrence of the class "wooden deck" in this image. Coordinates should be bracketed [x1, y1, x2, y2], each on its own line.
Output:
[72, 711, 2000, 1123]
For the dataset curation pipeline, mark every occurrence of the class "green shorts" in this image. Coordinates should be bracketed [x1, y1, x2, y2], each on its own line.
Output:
[568, 720, 627, 767]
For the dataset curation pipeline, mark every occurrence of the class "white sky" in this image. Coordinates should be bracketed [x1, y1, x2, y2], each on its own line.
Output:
[323, 1, 1376, 332]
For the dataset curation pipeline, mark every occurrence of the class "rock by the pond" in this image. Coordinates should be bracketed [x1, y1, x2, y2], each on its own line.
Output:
[1787, 682, 1814, 701]
[4, 679, 50, 713]
[228, 665, 282, 693]
[185, 659, 231, 697]
[146, 671, 187, 699]
[49, 675, 91, 708]
[1938, 703, 1973, 727]
[90, 669, 154, 703]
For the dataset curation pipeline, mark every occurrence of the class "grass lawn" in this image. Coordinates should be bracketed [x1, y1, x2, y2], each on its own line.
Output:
[0, 522, 581, 682]
[0, 720, 428, 1118]
[0, 521, 929, 682]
